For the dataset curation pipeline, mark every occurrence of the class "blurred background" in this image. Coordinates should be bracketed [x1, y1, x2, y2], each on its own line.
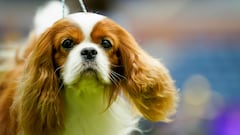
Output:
[0, 0, 240, 135]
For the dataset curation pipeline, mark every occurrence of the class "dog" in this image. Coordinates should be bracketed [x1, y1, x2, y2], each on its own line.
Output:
[0, 2, 178, 135]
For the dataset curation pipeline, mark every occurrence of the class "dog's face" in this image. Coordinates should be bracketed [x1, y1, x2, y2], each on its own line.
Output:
[19, 13, 177, 133]
[51, 13, 121, 85]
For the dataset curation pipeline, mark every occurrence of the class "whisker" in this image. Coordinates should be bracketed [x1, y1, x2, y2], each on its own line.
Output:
[109, 73, 119, 87]
[109, 74, 117, 85]
[55, 81, 64, 99]
[55, 65, 64, 74]
[53, 66, 65, 99]
[111, 70, 127, 80]
[110, 72, 121, 81]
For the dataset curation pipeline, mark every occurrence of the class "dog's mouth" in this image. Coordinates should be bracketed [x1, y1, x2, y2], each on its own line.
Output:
[63, 60, 110, 85]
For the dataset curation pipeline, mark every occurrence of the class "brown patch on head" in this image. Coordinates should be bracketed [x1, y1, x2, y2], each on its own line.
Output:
[91, 18, 121, 66]
[51, 19, 84, 68]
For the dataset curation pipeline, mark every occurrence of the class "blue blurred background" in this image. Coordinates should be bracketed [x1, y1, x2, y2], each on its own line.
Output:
[0, 0, 240, 135]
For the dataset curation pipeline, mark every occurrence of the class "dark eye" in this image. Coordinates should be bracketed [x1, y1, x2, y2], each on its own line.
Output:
[62, 39, 74, 49]
[101, 39, 112, 49]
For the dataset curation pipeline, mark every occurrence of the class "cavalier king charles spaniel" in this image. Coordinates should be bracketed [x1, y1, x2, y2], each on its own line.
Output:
[0, 2, 178, 135]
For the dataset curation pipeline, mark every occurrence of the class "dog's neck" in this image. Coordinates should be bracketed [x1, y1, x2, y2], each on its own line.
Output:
[64, 75, 109, 113]
[62, 75, 139, 135]
[63, 75, 110, 135]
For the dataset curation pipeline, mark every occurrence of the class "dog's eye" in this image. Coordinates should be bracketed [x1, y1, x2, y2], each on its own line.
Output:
[62, 39, 74, 49]
[101, 39, 112, 49]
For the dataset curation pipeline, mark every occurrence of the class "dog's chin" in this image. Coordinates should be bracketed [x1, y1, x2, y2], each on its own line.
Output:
[78, 68, 107, 84]
[81, 68, 98, 78]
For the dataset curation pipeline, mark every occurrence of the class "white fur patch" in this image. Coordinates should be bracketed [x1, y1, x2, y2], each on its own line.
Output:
[67, 13, 105, 41]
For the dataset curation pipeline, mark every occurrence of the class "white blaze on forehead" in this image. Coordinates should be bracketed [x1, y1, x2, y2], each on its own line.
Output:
[67, 13, 106, 41]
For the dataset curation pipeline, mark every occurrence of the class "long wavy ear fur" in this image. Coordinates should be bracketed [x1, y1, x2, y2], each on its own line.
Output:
[14, 29, 63, 135]
[118, 28, 178, 122]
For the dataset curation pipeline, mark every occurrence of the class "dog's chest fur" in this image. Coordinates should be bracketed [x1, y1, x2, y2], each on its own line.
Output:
[63, 76, 139, 135]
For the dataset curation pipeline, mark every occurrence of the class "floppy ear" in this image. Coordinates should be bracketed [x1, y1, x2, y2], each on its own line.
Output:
[15, 29, 63, 135]
[118, 28, 178, 122]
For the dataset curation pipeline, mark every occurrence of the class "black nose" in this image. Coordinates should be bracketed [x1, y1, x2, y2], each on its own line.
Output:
[80, 47, 98, 60]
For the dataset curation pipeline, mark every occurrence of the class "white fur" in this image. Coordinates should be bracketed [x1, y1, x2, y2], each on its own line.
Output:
[67, 13, 105, 41]
[34, 1, 69, 35]
[63, 43, 110, 84]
